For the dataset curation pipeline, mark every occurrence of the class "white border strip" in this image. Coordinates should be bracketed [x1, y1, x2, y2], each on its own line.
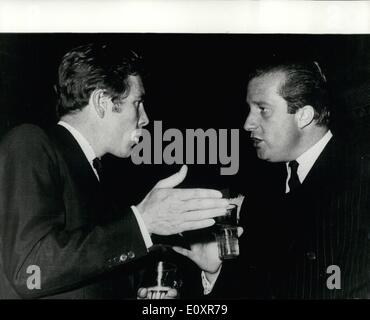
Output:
[0, 1, 369, 33]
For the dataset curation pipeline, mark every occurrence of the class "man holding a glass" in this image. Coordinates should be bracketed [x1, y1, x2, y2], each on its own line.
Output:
[174, 59, 370, 299]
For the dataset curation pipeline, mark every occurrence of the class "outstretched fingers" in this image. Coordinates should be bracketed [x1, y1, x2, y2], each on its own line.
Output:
[182, 198, 229, 211]
[183, 207, 227, 221]
[173, 188, 223, 200]
[178, 219, 215, 233]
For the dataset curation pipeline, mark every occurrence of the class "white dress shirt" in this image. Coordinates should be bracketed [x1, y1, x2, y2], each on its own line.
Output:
[58, 121, 99, 180]
[201, 266, 222, 295]
[57, 121, 153, 249]
[285, 130, 333, 193]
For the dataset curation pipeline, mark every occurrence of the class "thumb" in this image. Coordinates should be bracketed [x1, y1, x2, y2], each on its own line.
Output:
[154, 165, 188, 189]
[137, 288, 148, 299]
[172, 246, 192, 258]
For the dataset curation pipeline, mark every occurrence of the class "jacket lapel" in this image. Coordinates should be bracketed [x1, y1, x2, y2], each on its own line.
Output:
[50, 125, 101, 192]
[47, 125, 119, 225]
[299, 137, 337, 192]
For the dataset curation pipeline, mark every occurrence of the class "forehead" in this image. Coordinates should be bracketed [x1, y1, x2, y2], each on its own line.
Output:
[247, 71, 286, 104]
[127, 75, 145, 98]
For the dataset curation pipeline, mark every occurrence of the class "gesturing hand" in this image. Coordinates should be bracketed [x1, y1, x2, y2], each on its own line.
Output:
[137, 165, 229, 235]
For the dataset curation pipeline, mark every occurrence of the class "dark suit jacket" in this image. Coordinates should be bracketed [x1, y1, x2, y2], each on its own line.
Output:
[202, 136, 370, 299]
[0, 124, 148, 299]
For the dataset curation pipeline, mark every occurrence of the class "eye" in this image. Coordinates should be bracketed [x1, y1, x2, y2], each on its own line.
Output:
[259, 106, 271, 117]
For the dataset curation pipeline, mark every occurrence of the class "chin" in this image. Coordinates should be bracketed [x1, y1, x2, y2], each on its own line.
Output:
[121, 150, 131, 158]
[261, 154, 285, 163]
[257, 147, 280, 162]
[111, 149, 130, 158]
[256, 149, 267, 160]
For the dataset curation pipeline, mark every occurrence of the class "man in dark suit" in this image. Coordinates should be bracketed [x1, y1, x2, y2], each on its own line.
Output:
[0, 43, 229, 299]
[174, 60, 370, 299]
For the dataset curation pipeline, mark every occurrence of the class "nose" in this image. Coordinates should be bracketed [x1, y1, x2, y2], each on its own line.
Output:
[138, 104, 149, 128]
[243, 111, 258, 132]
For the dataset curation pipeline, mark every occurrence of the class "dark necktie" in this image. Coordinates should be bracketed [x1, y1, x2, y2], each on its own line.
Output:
[92, 157, 103, 182]
[288, 160, 301, 192]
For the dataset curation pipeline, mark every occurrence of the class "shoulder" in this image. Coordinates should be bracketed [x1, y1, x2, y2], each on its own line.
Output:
[0, 124, 58, 160]
[1, 124, 50, 145]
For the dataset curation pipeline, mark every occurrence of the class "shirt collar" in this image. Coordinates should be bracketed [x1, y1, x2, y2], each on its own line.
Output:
[57, 121, 99, 179]
[286, 130, 333, 191]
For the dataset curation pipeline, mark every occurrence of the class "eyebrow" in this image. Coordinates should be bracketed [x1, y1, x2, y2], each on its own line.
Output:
[135, 93, 145, 100]
[249, 101, 271, 108]
[257, 102, 271, 107]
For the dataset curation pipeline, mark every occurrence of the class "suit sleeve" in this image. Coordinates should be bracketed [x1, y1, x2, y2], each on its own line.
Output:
[0, 125, 148, 298]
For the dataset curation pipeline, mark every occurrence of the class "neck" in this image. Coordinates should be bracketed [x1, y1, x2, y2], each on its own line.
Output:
[60, 113, 106, 158]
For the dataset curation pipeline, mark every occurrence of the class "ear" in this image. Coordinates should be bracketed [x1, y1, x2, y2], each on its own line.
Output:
[90, 89, 109, 118]
[295, 105, 315, 129]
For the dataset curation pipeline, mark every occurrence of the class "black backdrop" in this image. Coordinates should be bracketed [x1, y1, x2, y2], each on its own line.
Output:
[1, 34, 370, 207]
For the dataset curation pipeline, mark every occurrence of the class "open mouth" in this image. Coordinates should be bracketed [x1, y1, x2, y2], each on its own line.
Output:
[130, 129, 142, 145]
[251, 137, 263, 147]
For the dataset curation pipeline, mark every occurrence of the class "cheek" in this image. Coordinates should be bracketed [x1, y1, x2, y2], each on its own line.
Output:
[264, 120, 296, 148]
[279, 123, 299, 148]
[119, 115, 136, 132]
[120, 119, 138, 143]
[125, 111, 139, 127]
[263, 121, 282, 143]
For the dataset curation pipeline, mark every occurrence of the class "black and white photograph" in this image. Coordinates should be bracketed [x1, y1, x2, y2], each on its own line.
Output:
[1, 1, 370, 306]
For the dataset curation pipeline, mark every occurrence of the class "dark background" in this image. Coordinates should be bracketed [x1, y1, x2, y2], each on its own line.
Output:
[1, 34, 370, 206]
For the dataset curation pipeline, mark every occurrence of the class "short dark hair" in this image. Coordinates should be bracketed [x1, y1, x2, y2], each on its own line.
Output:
[250, 60, 330, 126]
[56, 43, 144, 118]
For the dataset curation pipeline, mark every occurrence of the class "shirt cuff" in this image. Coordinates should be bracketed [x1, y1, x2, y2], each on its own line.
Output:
[201, 266, 222, 295]
[130, 205, 153, 250]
